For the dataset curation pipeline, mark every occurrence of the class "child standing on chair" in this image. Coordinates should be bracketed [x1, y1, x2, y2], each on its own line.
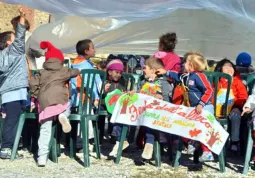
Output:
[157, 52, 215, 162]
[29, 41, 80, 167]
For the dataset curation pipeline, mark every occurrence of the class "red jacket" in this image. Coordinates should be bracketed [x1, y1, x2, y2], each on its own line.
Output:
[218, 75, 248, 108]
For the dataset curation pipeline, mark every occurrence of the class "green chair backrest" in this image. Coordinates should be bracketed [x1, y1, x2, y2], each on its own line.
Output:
[31, 70, 39, 76]
[246, 73, 255, 95]
[122, 73, 136, 91]
[64, 59, 70, 68]
[204, 72, 232, 118]
[78, 69, 107, 115]
[137, 75, 145, 90]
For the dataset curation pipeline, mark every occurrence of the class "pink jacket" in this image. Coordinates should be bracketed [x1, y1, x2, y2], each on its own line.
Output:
[154, 51, 181, 72]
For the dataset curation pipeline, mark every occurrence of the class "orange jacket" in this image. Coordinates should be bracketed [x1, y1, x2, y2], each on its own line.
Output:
[218, 75, 248, 108]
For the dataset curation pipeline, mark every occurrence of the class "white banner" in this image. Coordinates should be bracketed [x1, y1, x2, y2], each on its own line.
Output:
[111, 93, 229, 155]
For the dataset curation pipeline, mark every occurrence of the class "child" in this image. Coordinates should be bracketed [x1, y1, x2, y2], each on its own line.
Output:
[242, 84, 255, 162]
[97, 60, 107, 71]
[0, 8, 28, 159]
[139, 56, 173, 160]
[155, 32, 181, 72]
[104, 60, 130, 156]
[71, 39, 101, 107]
[29, 41, 80, 166]
[71, 39, 102, 149]
[236, 52, 255, 76]
[214, 59, 248, 152]
[157, 52, 215, 162]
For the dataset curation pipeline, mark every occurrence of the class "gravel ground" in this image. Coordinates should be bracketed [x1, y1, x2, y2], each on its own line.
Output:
[0, 141, 254, 178]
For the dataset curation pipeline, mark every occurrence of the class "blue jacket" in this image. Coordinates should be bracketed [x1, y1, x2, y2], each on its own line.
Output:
[166, 71, 213, 107]
[0, 23, 28, 95]
[71, 57, 102, 106]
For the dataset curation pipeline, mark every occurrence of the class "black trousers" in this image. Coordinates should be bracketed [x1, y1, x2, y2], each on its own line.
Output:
[2, 100, 23, 149]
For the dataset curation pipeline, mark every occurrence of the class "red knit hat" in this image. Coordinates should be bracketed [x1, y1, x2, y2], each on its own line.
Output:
[40, 41, 64, 62]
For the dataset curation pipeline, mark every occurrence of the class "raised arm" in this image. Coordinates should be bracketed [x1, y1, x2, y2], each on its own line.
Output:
[9, 8, 26, 55]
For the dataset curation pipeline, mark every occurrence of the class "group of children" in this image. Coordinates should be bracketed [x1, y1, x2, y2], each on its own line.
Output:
[1, 9, 255, 168]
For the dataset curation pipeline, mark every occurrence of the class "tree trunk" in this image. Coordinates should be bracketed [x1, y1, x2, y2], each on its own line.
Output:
[206, 132, 219, 147]
[120, 98, 129, 114]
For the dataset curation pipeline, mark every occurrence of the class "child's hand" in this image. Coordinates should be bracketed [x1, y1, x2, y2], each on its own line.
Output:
[195, 104, 203, 114]
[156, 68, 167, 75]
[94, 100, 99, 107]
[104, 83, 111, 93]
[1, 113, 6, 119]
[19, 7, 26, 17]
[241, 107, 252, 116]
[128, 90, 136, 96]
[30, 102, 35, 112]
[155, 94, 163, 100]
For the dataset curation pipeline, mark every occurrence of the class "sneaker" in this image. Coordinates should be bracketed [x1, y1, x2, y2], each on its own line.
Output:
[0, 148, 23, 159]
[230, 142, 240, 152]
[37, 156, 47, 167]
[142, 143, 154, 160]
[58, 113, 72, 133]
[109, 141, 129, 157]
[199, 151, 214, 162]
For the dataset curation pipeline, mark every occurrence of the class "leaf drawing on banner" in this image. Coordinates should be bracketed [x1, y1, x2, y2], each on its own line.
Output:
[206, 130, 221, 147]
[108, 94, 121, 106]
[119, 94, 139, 114]
[189, 128, 202, 137]
[205, 114, 215, 123]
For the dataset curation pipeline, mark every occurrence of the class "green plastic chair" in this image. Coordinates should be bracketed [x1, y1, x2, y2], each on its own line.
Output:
[11, 70, 58, 162]
[173, 72, 232, 173]
[68, 69, 106, 167]
[242, 73, 255, 175]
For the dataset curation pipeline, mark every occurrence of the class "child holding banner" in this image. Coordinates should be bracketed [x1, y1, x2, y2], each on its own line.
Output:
[157, 52, 215, 162]
[104, 60, 130, 156]
[138, 57, 173, 160]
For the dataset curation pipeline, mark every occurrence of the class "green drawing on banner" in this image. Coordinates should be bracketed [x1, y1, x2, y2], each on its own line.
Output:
[143, 111, 160, 120]
[119, 93, 139, 114]
[205, 113, 215, 124]
[105, 89, 122, 114]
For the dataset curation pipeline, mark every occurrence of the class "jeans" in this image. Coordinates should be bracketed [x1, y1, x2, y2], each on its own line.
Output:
[2, 100, 23, 149]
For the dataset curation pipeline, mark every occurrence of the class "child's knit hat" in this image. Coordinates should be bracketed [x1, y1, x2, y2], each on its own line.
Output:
[40, 41, 64, 62]
[236, 52, 251, 67]
[106, 59, 124, 72]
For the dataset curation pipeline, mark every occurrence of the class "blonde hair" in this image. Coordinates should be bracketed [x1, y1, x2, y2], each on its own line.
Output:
[145, 56, 164, 70]
[185, 52, 206, 72]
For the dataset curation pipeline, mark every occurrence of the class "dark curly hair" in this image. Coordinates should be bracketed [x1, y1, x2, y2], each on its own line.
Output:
[11, 16, 30, 31]
[159, 32, 177, 52]
[214, 58, 237, 76]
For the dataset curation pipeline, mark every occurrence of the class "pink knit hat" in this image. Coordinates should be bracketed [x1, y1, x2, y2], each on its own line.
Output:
[106, 59, 124, 72]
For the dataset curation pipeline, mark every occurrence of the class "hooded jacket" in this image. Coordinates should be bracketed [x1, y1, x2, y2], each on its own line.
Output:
[29, 58, 79, 111]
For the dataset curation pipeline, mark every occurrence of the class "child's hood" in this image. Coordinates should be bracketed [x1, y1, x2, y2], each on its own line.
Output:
[43, 58, 63, 71]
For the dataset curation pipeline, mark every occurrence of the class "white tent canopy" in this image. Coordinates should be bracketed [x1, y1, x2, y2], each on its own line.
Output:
[3, 0, 255, 61]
